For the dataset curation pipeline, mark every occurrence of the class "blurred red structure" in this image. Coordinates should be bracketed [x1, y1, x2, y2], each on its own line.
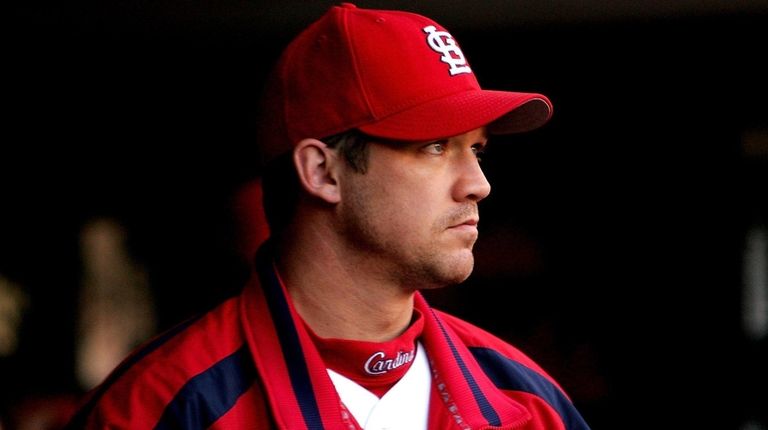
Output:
[233, 177, 271, 265]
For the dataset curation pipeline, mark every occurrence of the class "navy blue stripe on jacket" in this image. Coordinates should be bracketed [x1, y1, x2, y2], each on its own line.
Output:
[256, 243, 325, 430]
[154, 346, 257, 430]
[430, 310, 501, 427]
[64, 314, 206, 429]
[470, 347, 590, 430]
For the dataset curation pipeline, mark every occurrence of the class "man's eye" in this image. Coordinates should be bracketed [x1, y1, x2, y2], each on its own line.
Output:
[423, 142, 446, 155]
[472, 145, 485, 161]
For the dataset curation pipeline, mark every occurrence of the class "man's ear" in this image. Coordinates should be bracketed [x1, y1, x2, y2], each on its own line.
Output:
[293, 138, 341, 204]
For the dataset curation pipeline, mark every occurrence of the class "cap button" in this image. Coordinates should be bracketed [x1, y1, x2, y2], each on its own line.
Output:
[339, 3, 357, 8]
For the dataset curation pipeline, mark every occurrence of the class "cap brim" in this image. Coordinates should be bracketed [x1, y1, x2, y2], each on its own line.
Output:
[358, 89, 552, 141]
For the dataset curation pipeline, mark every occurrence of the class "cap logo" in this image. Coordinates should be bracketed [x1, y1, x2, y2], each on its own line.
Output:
[423, 25, 471, 76]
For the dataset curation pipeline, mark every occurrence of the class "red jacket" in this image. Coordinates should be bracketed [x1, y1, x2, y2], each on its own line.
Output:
[66, 245, 590, 429]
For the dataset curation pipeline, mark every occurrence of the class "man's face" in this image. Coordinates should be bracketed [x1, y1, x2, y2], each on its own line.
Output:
[336, 127, 491, 290]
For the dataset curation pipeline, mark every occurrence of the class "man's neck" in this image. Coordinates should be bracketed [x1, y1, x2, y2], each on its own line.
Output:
[274, 226, 415, 342]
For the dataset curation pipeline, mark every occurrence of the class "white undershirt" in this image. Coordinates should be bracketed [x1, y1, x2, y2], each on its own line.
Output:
[327, 341, 431, 430]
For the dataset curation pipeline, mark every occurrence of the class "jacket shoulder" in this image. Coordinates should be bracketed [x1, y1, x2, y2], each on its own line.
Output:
[433, 309, 552, 379]
[434, 310, 591, 430]
[67, 294, 254, 428]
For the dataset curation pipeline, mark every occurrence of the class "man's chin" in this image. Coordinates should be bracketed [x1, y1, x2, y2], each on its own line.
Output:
[421, 254, 475, 289]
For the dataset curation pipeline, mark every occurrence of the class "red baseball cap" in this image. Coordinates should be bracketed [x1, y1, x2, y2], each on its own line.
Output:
[258, 3, 552, 161]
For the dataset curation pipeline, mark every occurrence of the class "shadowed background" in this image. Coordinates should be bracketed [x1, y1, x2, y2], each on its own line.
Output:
[2, 1, 767, 428]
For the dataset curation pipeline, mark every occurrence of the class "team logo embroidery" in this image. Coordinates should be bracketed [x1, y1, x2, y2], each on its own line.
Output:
[423, 25, 471, 76]
[364, 349, 415, 375]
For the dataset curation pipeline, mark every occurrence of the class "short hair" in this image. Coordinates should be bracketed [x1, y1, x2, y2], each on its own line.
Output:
[262, 129, 371, 235]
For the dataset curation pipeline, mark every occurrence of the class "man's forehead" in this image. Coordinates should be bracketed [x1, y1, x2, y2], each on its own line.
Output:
[368, 126, 488, 147]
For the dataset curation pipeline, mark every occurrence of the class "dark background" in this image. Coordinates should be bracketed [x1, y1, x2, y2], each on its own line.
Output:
[3, 1, 767, 428]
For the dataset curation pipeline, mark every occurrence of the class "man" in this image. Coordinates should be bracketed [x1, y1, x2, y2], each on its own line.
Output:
[67, 3, 591, 429]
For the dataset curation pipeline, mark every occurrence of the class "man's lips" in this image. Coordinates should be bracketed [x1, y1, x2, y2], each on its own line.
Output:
[448, 218, 479, 230]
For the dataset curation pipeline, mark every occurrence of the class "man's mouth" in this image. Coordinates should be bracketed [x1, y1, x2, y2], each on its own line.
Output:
[448, 218, 479, 230]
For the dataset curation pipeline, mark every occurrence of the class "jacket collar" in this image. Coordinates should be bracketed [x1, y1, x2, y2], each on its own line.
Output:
[239, 242, 530, 429]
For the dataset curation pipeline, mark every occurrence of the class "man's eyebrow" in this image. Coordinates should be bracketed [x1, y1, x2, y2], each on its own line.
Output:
[366, 136, 432, 148]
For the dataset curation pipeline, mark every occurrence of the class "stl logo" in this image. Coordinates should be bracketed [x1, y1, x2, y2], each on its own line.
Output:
[423, 25, 472, 76]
